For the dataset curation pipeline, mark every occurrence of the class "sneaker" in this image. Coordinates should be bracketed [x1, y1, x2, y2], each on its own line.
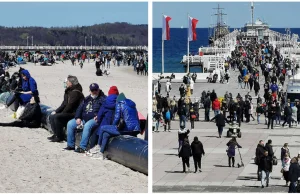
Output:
[63, 146, 75, 151]
[88, 145, 100, 154]
[0, 105, 5, 110]
[74, 147, 86, 153]
[47, 135, 56, 140]
[91, 152, 107, 160]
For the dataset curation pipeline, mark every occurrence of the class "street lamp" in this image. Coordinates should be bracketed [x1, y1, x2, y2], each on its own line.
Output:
[27, 36, 29, 47]
[85, 36, 87, 47]
[31, 36, 33, 46]
[91, 36, 92, 47]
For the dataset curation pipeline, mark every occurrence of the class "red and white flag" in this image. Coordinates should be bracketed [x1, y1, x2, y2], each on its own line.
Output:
[162, 15, 172, 40]
[188, 16, 198, 41]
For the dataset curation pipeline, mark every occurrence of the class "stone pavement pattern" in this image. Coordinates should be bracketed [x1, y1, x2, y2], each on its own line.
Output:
[153, 69, 296, 192]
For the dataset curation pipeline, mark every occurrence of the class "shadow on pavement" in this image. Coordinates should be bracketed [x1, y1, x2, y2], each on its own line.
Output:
[165, 171, 184, 173]
[214, 165, 230, 168]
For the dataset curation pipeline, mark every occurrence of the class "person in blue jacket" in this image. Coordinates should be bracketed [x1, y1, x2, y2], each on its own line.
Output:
[6, 69, 39, 108]
[87, 92, 140, 159]
[64, 83, 106, 152]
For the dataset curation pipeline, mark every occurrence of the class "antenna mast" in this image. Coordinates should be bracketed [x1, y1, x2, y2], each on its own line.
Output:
[251, 2, 254, 28]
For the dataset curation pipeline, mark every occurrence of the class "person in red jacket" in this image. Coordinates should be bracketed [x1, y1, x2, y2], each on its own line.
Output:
[212, 98, 221, 117]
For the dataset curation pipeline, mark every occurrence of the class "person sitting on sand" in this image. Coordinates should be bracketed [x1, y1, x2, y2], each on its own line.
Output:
[64, 83, 106, 152]
[6, 69, 39, 109]
[0, 95, 41, 128]
[87, 93, 140, 159]
[48, 75, 84, 143]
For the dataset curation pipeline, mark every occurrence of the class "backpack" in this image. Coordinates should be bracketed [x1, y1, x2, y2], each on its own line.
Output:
[166, 111, 170, 120]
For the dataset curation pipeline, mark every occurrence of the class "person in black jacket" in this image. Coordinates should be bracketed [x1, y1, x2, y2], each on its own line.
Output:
[267, 99, 276, 129]
[260, 151, 273, 188]
[256, 140, 267, 181]
[179, 137, 192, 173]
[288, 157, 300, 193]
[204, 95, 211, 121]
[210, 112, 229, 138]
[0, 95, 41, 128]
[254, 79, 260, 96]
[48, 75, 84, 142]
[282, 103, 292, 128]
[191, 136, 205, 173]
[265, 139, 274, 158]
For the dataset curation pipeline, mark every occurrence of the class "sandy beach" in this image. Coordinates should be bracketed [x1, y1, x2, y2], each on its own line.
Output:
[0, 60, 148, 193]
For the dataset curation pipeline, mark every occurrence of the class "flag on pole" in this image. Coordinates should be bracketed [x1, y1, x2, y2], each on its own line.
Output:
[162, 15, 172, 40]
[188, 16, 198, 41]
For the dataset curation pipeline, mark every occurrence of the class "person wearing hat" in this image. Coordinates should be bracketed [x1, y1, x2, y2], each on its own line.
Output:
[86, 86, 119, 154]
[48, 75, 84, 143]
[88, 92, 140, 159]
[64, 83, 106, 152]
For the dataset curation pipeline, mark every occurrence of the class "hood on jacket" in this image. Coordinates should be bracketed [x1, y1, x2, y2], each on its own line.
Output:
[103, 94, 117, 110]
[21, 70, 31, 79]
[120, 99, 136, 109]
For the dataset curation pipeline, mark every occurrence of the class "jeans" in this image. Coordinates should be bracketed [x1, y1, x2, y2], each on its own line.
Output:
[98, 125, 121, 153]
[289, 181, 297, 193]
[205, 109, 210, 121]
[276, 114, 281, 125]
[238, 82, 243, 89]
[117, 60, 121, 66]
[217, 126, 223, 137]
[257, 114, 261, 124]
[67, 118, 99, 149]
[214, 110, 220, 117]
[261, 170, 270, 187]
[179, 115, 186, 128]
[107, 61, 110, 69]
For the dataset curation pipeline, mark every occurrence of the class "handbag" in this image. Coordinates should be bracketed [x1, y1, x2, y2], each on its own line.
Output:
[272, 156, 278, 165]
[191, 115, 196, 119]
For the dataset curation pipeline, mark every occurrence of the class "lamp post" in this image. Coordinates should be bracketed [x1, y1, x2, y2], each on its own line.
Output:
[31, 36, 33, 46]
[85, 36, 87, 47]
[27, 36, 29, 47]
[91, 36, 92, 48]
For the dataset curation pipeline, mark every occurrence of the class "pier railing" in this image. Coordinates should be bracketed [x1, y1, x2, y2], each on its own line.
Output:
[0, 45, 148, 51]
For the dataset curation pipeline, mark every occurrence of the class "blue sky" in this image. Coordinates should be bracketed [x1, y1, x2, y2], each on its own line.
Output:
[0, 2, 148, 27]
[153, 2, 300, 28]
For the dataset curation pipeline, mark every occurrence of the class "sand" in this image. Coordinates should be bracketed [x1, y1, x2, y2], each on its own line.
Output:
[0, 60, 148, 193]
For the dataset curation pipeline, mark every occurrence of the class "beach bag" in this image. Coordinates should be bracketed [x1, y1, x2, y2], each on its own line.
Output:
[15, 105, 25, 119]
[165, 111, 170, 120]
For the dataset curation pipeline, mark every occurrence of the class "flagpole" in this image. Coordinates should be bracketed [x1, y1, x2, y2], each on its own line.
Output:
[162, 13, 164, 74]
[187, 13, 190, 73]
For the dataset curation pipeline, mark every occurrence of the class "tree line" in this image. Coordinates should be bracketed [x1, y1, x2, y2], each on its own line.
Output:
[0, 22, 148, 46]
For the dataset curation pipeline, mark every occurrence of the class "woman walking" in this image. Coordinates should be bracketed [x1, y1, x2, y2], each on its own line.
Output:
[282, 153, 291, 186]
[179, 137, 192, 173]
[226, 137, 242, 167]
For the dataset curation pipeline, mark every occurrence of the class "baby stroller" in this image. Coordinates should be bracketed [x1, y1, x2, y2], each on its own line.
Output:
[212, 74, 218, 83]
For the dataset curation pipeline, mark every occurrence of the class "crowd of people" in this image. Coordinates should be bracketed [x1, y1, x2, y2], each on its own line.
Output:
[153, 38, 300, 190]
[0, 67, 142, 160]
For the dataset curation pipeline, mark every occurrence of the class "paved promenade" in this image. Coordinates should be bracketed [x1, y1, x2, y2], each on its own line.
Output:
[153, 69, 297, 192]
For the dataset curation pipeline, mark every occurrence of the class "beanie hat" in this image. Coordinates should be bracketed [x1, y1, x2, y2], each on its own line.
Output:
[108, 86, 119, 96]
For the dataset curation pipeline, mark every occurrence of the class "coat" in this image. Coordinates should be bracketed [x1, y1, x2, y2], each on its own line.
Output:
[256, 144, 267, 161]
[112, 99, 140, 131]
[19, 102, 42, 126]
[211, 113, 228, 127]
[20, 70, 39, 104]
[289, 163, 300, 182]
[56, 84, 84, 114]
[265, 143, 274, 157]
[96, 94, 117, 135]
[179, 141, 192, 158]
[191, 140, 205, 156]
[75, 91, 106, 122]
[212, 99, 221, 110]
[226, 140, 242, 157]
[259, 155, 273, 172]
